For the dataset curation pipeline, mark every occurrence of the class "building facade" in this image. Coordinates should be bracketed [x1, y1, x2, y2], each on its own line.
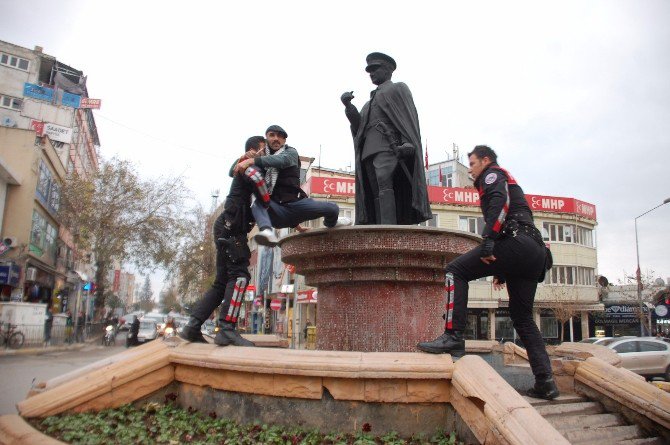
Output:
[247, 157, 601, 343]
[0, 40, 101, 314]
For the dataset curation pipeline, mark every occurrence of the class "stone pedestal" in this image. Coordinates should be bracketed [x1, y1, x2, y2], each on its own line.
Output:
[279, 226, 480, 352]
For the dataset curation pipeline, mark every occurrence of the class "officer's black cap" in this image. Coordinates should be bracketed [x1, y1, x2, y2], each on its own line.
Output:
[265, 125, 288, 138]
[365, 52, 397, 73]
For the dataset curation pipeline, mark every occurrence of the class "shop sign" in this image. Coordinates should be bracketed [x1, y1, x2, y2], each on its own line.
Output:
[24, 82, 54, 102]
[297, 289, 317, 303]
[306, 177, 597, 220]
[0, 264, 20, 286]
[61, 91, 81, 108]
[655, 304, 669, 318]
[30, 120, 45, 136]
[592, 304, 646, 326]
[80, 98, 102, 109]
[43, 122, 73, 143]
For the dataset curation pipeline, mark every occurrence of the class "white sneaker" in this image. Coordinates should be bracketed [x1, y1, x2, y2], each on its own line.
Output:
[333, 216, 352, 227]
[254, 228, 279, 247]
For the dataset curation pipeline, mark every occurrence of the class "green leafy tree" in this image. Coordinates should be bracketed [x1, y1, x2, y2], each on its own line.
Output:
[59, 157, 189, 317]
[105, 292, 124, 312]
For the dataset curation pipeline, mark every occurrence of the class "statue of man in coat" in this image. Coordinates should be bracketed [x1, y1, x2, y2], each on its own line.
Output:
[341, 52, 432, 225]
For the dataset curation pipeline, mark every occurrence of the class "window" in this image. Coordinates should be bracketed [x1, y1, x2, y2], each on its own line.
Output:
[613, 341, 638, 354]
[542, 222, 594, 247]
[419, 214, 438, 227]
[0, 52, 30, 71]
[427, 165, 453, 187]
[544, 265, 595, 286]
[0, 94, 22, 110]
[540, 316, 559, 338]
[35, 161, 60, 214]
[639, 341, 667, 352]
[459, 216, 485, 235]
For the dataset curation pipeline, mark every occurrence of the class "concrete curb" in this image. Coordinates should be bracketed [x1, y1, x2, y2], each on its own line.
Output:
[0, 336, 103, 358]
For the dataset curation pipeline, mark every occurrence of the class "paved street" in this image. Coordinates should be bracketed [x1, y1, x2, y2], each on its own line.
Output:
[0, 343, 126, 415]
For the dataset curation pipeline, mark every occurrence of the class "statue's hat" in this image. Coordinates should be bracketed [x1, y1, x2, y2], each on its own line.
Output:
[265, 124, 288, 138]
[365, 52, 396, 72]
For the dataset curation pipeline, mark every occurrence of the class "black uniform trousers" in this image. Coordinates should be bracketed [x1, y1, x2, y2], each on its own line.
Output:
[190, 213, 251, 324]
[446, 232, 552, 378]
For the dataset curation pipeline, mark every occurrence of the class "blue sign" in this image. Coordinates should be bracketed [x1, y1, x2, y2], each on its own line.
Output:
[23, 83, 54, 102]
[0, 264, 21, 287]
[61, 91, 81, 108]
[83, 282, 92, 291]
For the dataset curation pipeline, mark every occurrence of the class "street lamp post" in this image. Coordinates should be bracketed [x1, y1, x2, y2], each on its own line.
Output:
[635, 197, 670, 336]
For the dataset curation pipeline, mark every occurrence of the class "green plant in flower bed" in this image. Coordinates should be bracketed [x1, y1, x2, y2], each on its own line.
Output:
[32, 402, 462, 445]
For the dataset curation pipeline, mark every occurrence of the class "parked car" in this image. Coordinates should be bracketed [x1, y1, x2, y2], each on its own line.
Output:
[118, 311, 144, 331]
[580, 336, 635, 345]
[604, 337, 670, 380]
[141, 313, 167, 335]
[137, 320, 159, 343]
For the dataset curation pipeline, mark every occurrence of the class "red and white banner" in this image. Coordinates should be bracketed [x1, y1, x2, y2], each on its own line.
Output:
[297, 289, 318, 304]
[30, 120, 45, 136]
[307, 177, 596, 220]
[79, 98, 102, 109]
[112, 269, 120, 292]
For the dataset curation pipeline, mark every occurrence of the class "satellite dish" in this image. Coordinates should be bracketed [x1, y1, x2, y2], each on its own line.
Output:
[597, 275, 609, 287]
[1, 116, 17, 127]
[655, 278, 666, 286]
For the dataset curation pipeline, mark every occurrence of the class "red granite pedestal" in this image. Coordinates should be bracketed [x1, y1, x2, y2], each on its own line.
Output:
[279, 226, 480, 352]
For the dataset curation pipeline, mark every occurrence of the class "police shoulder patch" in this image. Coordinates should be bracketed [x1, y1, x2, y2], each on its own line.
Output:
[484, 172, 497, 184]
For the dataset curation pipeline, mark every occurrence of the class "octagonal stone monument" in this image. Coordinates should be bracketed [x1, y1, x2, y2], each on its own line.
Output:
[279, 226, 480, 352]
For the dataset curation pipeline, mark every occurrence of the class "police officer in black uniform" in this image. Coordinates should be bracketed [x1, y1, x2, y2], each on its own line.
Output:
[417, 145, 558, 400]
[180, 136, 271, 347]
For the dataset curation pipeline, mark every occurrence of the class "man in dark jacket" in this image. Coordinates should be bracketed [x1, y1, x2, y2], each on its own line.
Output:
[341, 52, 432, 225]
[235, 125, 351, 247]
[180, 136, 271, 347]
[127, 315, 140, 347]
[417, 145, 558, 400]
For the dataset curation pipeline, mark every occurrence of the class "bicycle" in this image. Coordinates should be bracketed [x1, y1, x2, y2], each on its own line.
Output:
[0, 323, 25, 349]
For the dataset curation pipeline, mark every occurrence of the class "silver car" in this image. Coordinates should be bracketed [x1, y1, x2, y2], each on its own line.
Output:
[137, 320, 159, 343]
[604, 337, 670, 380]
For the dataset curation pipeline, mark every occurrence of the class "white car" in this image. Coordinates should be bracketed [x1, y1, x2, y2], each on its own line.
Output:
[137, 320, 159, 343]
[604, 337, 670, 380]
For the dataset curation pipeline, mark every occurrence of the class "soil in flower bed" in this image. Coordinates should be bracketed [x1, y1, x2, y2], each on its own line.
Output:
[31, 402, 464, 445]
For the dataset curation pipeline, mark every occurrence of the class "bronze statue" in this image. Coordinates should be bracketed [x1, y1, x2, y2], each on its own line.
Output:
[341, 52, 432, 225]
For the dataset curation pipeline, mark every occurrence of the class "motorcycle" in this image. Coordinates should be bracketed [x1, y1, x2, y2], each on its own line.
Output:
[102, 324, 116, 346]
[163, 326, 176, 339]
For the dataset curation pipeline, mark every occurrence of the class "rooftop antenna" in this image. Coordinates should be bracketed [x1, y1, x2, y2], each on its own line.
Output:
[318, 144, 322, 176]
[453, 143, 459, 162]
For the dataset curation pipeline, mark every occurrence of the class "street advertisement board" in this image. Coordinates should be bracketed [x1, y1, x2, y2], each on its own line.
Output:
[79, 98, 102, 109]
[23, 82, 54, 101]
[43, 122, 73, 143]
[592, 304, 647, 326]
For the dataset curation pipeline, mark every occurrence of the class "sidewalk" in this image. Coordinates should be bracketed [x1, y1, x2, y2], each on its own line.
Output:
[0, 335, 102, 358]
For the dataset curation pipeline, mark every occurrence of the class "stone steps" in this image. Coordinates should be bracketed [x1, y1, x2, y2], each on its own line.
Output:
[526, 393, 665, 445]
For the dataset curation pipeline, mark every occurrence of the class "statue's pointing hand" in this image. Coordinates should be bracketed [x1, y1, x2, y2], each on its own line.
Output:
[341, 91, 354, 105]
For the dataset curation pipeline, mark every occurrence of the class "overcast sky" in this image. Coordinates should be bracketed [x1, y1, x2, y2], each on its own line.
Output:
[2, 0, 669, 293]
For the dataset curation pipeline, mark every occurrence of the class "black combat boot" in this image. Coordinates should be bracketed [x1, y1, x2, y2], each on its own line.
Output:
[417, 330, 465, 358]
[214, 322, 255, 347]
[178, 317, 208, 343]
[526, 377, 560, 400]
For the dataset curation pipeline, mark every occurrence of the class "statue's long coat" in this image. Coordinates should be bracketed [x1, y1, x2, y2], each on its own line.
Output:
[351, 81, 432, 225]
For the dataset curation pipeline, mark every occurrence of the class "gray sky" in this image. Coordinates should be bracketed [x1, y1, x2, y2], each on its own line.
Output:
[2, 0, 669, 292]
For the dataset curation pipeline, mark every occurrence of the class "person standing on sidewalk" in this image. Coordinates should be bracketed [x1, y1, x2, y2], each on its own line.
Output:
[417, 145, 558, 400]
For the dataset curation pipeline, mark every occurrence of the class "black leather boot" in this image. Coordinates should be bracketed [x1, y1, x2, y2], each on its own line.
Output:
[417, 331, 465, 357]
[178, 317, 208, 343]
[526, 377, 560, 400]
[214, 322, 255, 347]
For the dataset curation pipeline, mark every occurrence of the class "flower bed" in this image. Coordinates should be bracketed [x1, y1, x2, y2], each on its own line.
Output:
[31, 402, 462, 445]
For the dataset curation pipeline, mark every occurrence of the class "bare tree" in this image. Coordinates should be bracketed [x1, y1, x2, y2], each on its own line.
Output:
[544, 286, 580, 342]
[169, 205, 218, 307]
[59, 157, 189, 316]
[138, 276, 155, 313]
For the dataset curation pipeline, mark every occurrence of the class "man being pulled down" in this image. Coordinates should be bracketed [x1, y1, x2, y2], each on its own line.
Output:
[180, 136, 271, 347]
[417, 145, 558, 400]
[341, 52, 431, 225]
[235, 125, 351, 247]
